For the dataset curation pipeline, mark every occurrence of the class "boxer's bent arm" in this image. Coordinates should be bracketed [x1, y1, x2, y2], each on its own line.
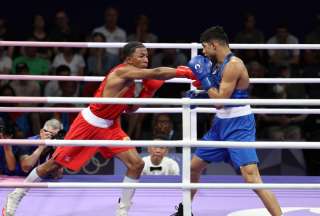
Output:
[207, 61, 241, 99]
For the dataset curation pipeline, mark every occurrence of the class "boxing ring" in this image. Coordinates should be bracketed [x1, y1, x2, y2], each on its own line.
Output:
[1, 41, 320, 216]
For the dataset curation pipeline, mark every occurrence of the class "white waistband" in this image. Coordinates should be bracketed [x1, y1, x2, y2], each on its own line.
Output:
[216, 105, 252, 119]
[81, 107, 114, 128]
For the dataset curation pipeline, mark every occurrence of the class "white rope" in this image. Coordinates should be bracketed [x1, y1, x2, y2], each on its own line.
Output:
[1, 75, 320, 84]
[0, 182, 319, 189]
[1, 96, 320, 106]
[0, 75, 188, 83]
[1, 139, 320, 149]
[0, 107, 320, 114]
[196, 108, 320, 114]
[0, 75, 102, 82]
[249, 78, 320, 84]
[0, 107, 84, 113]
[1, 41, 320, 50]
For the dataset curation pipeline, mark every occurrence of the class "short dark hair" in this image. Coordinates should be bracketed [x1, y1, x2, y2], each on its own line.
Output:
[92, 32, 106, 41]
[153, 133, 169, 140]
[0, 117, 15, 136]
[56, 65, 71, 75]
[0, 84, 16, 96]
[200, 26, 229, 45]
[122, 41, 145, 59]
[16, 63, 29, 73]
[276, 22, 288, 30]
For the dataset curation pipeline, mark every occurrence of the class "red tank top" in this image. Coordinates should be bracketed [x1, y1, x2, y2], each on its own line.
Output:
[89, 64, 135, 119]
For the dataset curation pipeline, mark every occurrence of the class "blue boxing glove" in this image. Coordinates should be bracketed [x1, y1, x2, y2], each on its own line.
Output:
[187, 55, 217, 90]
[184, 90, 209, 109]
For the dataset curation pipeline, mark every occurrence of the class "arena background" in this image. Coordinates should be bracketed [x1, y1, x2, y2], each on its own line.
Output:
[0, 0, 318, 42]
[0, 0, 319, 176]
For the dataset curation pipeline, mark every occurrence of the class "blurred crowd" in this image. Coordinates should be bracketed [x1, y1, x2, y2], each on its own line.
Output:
[1, 7, 320, 176]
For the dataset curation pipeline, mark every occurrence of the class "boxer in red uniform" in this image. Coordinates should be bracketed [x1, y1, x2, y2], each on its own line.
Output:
[2, 41, 195, 216]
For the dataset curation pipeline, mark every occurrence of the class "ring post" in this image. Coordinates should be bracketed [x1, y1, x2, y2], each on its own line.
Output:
[182, 98, 192, 216]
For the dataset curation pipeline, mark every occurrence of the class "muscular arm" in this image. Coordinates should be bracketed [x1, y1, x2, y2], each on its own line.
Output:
[19, 146, 46, 173]
[117, 65, 179, 80]
[207, 61, 243, 99]
[103, 65, 192, 98]
[3, 145, 16, 172]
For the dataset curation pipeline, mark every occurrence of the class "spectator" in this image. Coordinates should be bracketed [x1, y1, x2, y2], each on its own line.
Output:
[52, 81, 79, 131]
[152, 114, 181, 140]
[0, 84, 25, 139]
[10, 63, 41, 135]
[151, 49, 187, 68]
[303, 56, 320, 98]
[246, 61, 273, 98]
[28, 14, 52, 59]
[128, 14, 158, 43]
[234, 13, 265, 63]
[267, 23, 300, 67]
[14, 119, 64, 177]
[305, 14, 320, 44]
[0, 17, 15, 57]
[303, 14, 320, 85]
[142, 135, 180, 175]
[141, 113, 182, 152]
[44, 65, 79, 97]
[0, 117, 16, 175]
[235, 13, 264, 44]
[10, 63, 41, 104]
[0, 45, 12, 74]
[151, 49, 188, 98]
[303, 114, 320, 175]
[0, 45, 12, 87]
[92, 7, 127, 57]
[12, 38, 50, 76]
[52, 47, 85, 76]
[86, 32, 119, 76]
[49, 9, 78, 42]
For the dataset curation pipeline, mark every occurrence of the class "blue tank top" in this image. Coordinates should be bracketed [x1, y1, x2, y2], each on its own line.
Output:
[212, 52, 249, 99]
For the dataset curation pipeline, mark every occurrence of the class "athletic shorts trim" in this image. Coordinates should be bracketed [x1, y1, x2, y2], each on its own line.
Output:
[216, 105, 252, 119]
[81, 107, 113, 128]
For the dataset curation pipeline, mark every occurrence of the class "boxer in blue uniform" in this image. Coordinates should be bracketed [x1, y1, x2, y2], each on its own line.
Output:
[171, 26, 282, 216]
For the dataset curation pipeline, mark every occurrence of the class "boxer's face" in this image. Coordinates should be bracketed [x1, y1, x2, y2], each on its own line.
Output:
[202, 42, 217, 60]
[129, 47, 149, 68]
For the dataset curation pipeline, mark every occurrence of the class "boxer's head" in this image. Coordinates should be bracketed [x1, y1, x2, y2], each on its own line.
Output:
[122, 41, 148, 68]
[200, 26, 229, 60]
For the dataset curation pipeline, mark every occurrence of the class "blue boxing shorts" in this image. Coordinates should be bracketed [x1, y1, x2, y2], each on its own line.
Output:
[195, 107, 259, 170]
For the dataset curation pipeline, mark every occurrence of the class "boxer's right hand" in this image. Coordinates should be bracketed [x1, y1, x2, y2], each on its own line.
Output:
[192, 79, 202, 89]
[175, 66, 196, 80]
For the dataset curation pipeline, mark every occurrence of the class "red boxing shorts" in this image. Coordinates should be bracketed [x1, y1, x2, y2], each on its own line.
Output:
[52, 107, 134, 171]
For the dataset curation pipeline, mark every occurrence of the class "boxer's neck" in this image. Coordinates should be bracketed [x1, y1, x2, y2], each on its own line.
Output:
[216, 47, 231, 64]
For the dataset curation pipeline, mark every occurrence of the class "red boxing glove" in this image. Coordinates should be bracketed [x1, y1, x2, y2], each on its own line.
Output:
[176, 66, 197, 80]
[192, 79, 202, 89]
[139, 79, 165, 98]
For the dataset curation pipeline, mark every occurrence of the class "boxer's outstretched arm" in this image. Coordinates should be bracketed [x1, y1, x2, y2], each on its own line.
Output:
[118, 65, 195, 80]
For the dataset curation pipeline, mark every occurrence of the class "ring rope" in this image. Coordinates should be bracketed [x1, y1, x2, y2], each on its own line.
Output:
[0, 107, 319, 114]
[0, 182, 319, 189]
[1, 139, 320, 149]
[1, 74, 320, 84]
[1, 41, 320, 50]
[1, 40, 318, 215]
[1, 96, 320, 106]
